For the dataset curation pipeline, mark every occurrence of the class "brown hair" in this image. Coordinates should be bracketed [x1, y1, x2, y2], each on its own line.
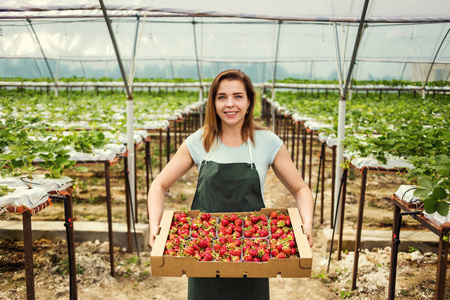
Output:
[202, 69, 264, 152]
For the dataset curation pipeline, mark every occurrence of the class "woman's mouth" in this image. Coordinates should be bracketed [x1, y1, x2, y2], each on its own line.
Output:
[224, 111, 238, 117]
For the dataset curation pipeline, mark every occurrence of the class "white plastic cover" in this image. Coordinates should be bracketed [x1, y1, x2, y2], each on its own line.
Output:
[1, 1, 449, 23]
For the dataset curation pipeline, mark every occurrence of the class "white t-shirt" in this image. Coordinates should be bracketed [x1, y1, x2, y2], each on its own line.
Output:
[184, 128, 283, 201]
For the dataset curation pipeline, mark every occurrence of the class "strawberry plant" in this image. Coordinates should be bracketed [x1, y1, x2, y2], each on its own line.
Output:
[0, 185, 15, 197]
[406, 154, 450, 217]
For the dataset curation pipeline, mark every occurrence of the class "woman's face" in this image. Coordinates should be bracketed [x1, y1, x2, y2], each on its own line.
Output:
[214, 79, 250, 129]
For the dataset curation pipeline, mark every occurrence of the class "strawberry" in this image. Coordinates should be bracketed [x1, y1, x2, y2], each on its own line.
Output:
[243, 254, 253, 262]
[270, 211, 278, 219]
[184, 246, 195, 256]
[282, 246, 291, 255]
[271, 248, 279, 257]
[203, 252, 213, 261]
[221, 218, 229, 226]
[198, 238, 209, 249]
[277, 214, 286, 221]
[260, 229, 269, 237]
[276, 252, 286, 259]
[250, 215, 260, 223]
[262, 253, 271, 262]
[230, 213, 237, 222]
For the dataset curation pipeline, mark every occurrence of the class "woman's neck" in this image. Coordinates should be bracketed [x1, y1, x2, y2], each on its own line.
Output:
[220, 125, 244, 147]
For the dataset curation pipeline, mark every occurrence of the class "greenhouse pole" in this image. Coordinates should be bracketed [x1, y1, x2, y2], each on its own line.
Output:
[423, 28, 450, 98]
[26, 19, 58, 96]
[339, 0, 371, 291]
[192, 18, 204, 125]
[99, 0, 136, 238]
[331, 22, 345, 231]
[271, 21, 283, 131]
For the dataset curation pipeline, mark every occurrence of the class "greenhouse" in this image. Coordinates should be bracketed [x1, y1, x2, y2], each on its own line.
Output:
[0, 1, 449, 299]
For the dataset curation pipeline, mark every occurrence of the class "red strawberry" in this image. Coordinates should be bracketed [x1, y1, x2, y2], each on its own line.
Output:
[260, 229, 269, 237]
[271, 249, 279, 257]
[243, 254, 253, 262]
[251, 215, 259, 223]
[198, 239, 209, 248]
[285, 216, 291, 226]
[203, 252, 213, 261]
[276, 252, 286, 259]
[221, 218, 229, 226]
[184, 247, 195, 256]
[235, 219, 243, 226]
[270, 211, 278, 219]
[262, 253, 270, 262]
[230, 214, 237, 222]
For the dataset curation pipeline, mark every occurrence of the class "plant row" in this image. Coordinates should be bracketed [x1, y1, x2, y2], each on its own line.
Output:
[269, 90, 449, 217]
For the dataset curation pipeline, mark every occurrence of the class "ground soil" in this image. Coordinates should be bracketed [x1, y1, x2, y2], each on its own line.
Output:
[1, 125, 449, 300]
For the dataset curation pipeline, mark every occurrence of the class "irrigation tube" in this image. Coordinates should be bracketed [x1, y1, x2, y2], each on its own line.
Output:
[99, 0, 136, 232]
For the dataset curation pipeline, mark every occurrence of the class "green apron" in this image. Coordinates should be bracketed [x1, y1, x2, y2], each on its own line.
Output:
[188, 141, 269, 300]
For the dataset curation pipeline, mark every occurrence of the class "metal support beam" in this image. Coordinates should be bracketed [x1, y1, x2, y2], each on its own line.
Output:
[99, 0, 136, 244]
[424, 28, 450, 91]
[332, 0, 370, 236]
[26, 18, 58, 95]
[192, 18, 204, 125]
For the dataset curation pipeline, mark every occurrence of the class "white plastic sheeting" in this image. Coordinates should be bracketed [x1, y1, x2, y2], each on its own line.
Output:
[0, 3, 448, 81]
[1, 1, 450, 23]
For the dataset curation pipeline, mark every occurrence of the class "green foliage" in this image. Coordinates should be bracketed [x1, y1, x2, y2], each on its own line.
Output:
[272, 90, 449, 216]
[0, 185, 15, 197]
[408, 246, 419, 253]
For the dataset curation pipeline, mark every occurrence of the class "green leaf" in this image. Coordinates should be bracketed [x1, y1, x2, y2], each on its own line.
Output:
[414, 188, 430, 198]
[436, 201, 449, 217]
[432, 187, 448, 200]
[417, 176, 437, 190]
[424, 197, 438, 214]
[55, 156, 72, 167]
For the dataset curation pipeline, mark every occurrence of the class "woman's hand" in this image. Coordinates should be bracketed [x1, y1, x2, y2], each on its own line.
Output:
[148, 224, 159, 249]
[303, 221, 314, 248]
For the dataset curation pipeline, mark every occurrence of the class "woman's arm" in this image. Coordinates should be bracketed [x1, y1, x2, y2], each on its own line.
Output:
[147, 142, 195, 248]
[272, 144, 314, 247]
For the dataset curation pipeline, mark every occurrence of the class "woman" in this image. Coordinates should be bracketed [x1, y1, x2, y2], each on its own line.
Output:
[148, 69, 314, 299]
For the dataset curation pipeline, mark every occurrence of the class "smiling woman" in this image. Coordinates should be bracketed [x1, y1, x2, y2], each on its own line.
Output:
[214, 79, 249, 132]
[147, 69, 314, 300]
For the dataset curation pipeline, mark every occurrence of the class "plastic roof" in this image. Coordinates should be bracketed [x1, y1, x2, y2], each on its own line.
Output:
[0, 1, 449, 82]
[1, 0, 450, 23]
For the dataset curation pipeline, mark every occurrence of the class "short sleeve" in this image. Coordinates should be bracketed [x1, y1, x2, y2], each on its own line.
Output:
[259, 130, 283, 164]
[184, 129, 206, 167]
